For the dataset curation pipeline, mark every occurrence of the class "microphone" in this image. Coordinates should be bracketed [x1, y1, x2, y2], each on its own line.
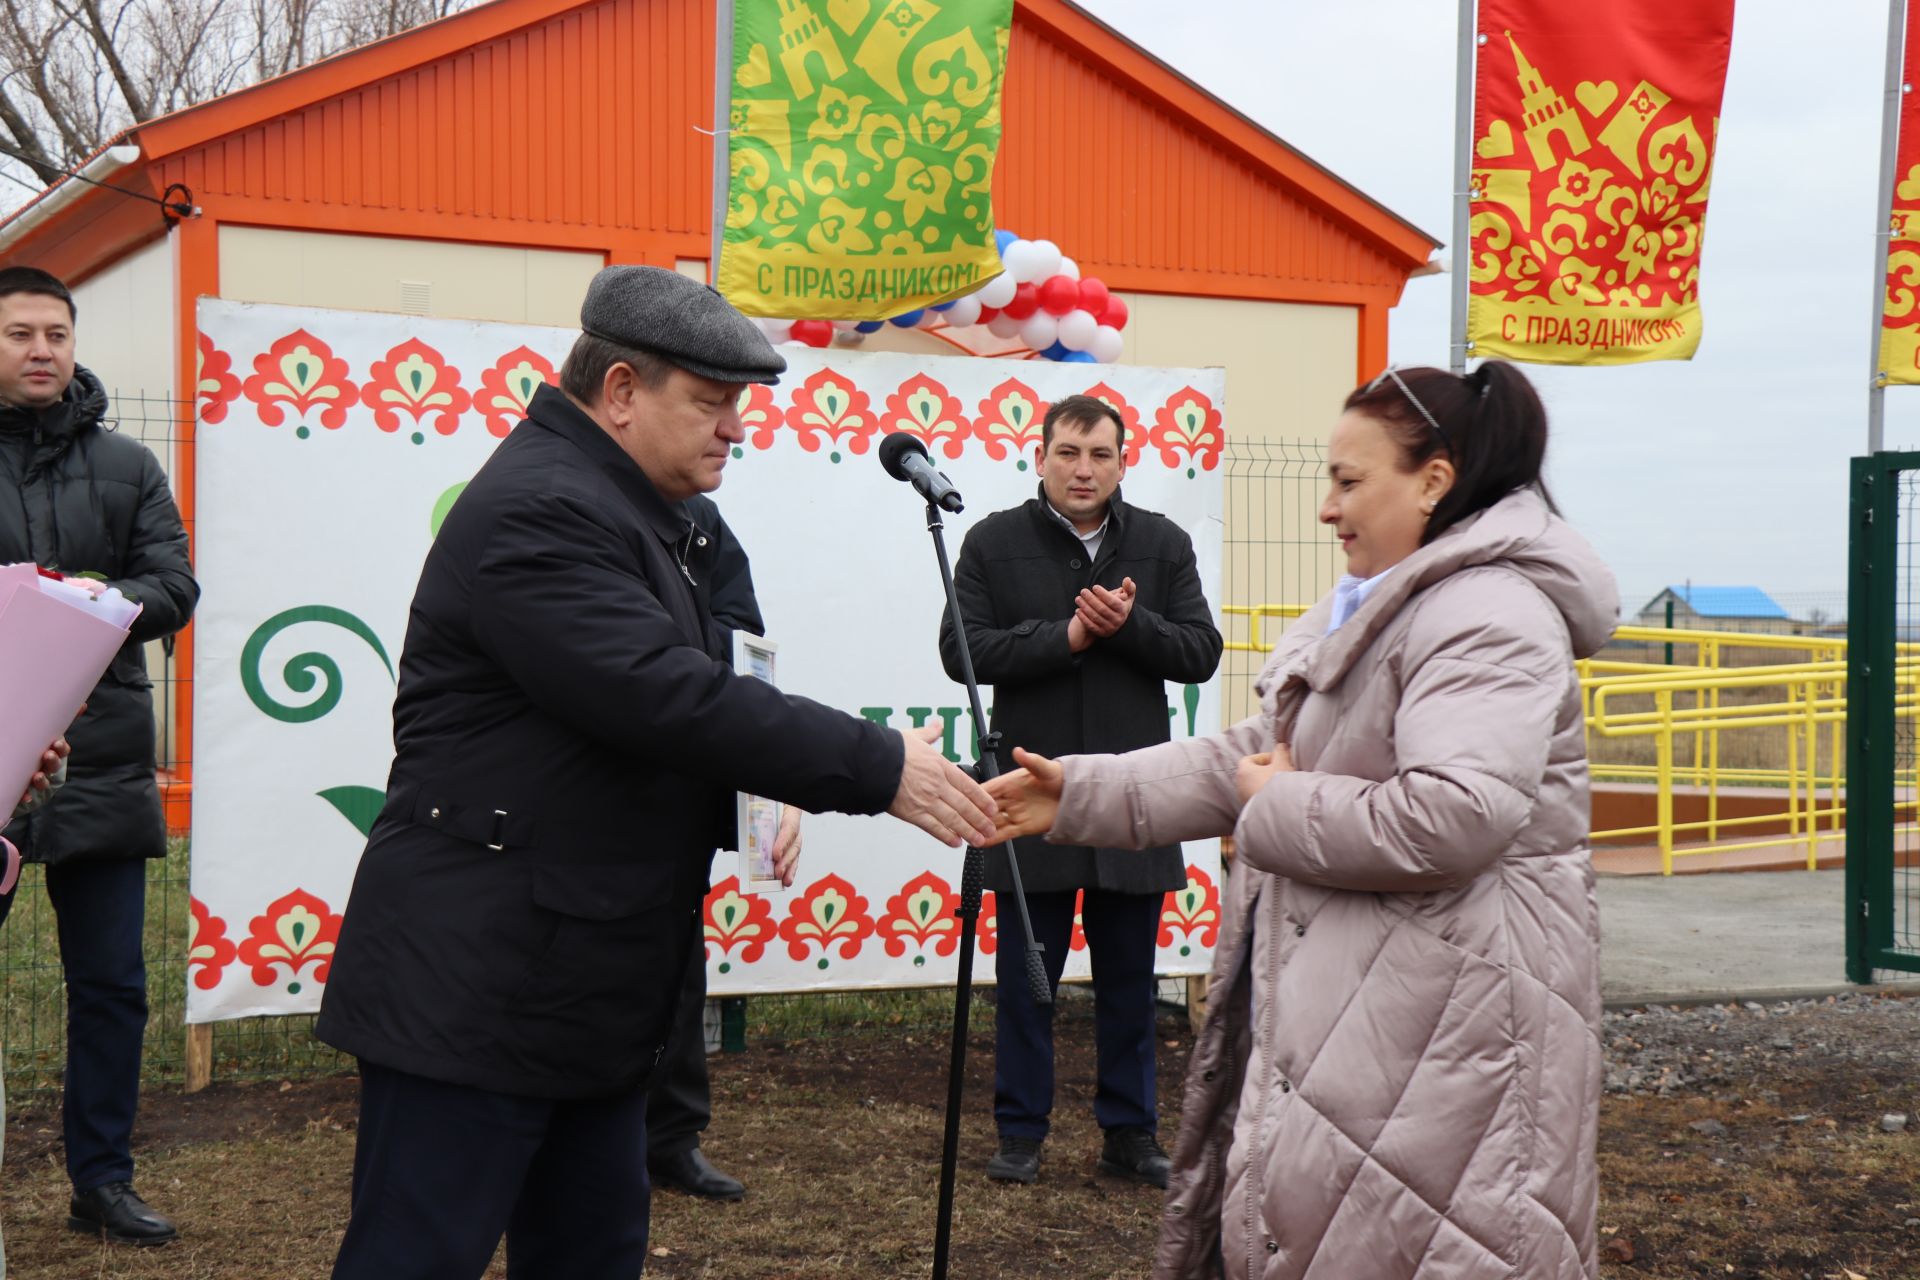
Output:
[878, 432, 965, 513]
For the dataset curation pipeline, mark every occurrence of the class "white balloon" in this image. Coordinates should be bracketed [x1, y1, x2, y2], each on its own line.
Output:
[831, 319, 859, 332]
[943, 295, 983, 328]
[1058, 256, 1081, 280]
[1026, 239, 1064, 281]
[917, 309, 942, 329]
[1057, 309, 1099, 352]
[1018, 311, 1059, 351]
[1089, 324, 1124, 363]
[833, 329, 868, 346]
[987, 312, 1024, 339]
[759, 318, 793, 342]
[1005, 239, 1046, 284]
[976, 271, 1018, 308]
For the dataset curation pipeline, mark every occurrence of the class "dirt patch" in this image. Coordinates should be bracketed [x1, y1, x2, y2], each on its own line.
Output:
[2, 996, 1918, 1278]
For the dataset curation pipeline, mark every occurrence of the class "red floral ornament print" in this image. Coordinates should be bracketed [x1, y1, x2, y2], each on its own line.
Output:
[242, 330, 358, 430]
[361, 339, 471, 436]
[778, 873, 876, 969]
[187, 897, 238, 991]
[236, 888, 343, 994]
[704, 875, 777, 975]
[476, 347, 555, 438]
[195, 333, 241, 425]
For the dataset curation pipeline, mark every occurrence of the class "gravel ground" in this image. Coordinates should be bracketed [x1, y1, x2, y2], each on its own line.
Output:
[1604, 990, 1920, 1109]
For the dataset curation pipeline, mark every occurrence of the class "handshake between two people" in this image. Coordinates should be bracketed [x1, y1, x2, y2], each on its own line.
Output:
[976, 740, 1300, 848]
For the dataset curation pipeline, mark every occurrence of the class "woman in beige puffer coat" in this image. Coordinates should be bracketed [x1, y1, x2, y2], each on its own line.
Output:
[987, 362, 1618, 1279]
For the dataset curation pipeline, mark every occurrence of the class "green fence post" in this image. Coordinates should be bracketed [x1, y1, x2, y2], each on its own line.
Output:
[720, 996, 747, 1052]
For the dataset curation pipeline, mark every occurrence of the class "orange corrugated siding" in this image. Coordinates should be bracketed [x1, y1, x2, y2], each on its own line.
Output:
[155, 0, 715, 241]
[134, 0, 1421, 302]
[995, 13, 1408, 299]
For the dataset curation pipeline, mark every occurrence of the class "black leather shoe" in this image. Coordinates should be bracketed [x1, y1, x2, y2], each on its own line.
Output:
[1098, 1126, 1170, 1190]
[68, 1182, 178, 1245]
[985, 1135, 1043, 1184]
[649, 1146, 746, 1201]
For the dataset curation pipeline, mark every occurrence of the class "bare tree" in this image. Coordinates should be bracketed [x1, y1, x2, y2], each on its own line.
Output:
[0, 0, 471, 194]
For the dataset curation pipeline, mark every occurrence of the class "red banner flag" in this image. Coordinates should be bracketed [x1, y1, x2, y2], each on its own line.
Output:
[1467, 1, 1735, 365]
[1883, 5, 1920, 383]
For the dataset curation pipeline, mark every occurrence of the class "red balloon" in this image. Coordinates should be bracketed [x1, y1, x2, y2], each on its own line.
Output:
[1003, 282, 1040, 321]
[1037, 274, 1079, 317]
[1099, 294, 1130, 331]
[1077, 277, 1110, 317]
[977, 305, 1001, 324]
[791, 319, 832, 348]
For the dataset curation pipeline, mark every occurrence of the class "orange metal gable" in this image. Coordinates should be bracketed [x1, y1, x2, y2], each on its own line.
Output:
[9, 0, 1434, 310]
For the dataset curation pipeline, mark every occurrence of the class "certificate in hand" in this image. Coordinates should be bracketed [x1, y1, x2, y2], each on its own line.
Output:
[0, 564, 142, 809]
[733, 632, 785, 891]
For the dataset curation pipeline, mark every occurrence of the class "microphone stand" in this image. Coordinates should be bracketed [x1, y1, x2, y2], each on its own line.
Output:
[920, 497, 1051, 1280]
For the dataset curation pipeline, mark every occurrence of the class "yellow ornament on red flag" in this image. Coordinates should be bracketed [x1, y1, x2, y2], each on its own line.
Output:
[1883, 4, 1920, 383]
[1466, 0, 1735, 365]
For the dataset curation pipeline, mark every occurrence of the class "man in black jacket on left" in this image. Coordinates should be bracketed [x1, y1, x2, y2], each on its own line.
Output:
[318, 265, 997, 1279]
[0, 267, 198, 1246]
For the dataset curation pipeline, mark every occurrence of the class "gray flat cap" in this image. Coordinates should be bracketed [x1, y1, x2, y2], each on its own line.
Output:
[580, 265, 787, 385]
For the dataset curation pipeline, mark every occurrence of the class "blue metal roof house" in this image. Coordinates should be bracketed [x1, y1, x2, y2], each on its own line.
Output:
[1634, 586, 1794, 633]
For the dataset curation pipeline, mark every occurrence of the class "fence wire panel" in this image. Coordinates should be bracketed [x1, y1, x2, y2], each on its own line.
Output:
[1848, 453, 1920, 981]
[1899, 472, 1920, 958]
[1219, 441, 1337, 723]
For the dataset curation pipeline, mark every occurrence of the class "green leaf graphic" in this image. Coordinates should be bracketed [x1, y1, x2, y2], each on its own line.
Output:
[318, 785, 387, 838]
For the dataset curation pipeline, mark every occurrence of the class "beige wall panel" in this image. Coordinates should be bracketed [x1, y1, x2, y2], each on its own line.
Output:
[217, 227, 602, 327]
[71, 237, 175, 406]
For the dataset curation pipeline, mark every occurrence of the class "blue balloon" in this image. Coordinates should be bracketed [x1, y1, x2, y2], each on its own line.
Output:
[931, 301, 956, 311]
[889, 310, 925, 328]
[995, 228, 1019, 255]
[1041, 340, 1071, 361]
[854, 320, 885, 333]
[1060, 350, 1098, 363]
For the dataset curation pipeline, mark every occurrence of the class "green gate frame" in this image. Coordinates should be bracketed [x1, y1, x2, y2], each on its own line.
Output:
[1847, 451, 1920, 982]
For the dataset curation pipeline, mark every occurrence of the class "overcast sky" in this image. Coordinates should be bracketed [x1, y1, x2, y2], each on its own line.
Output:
[1077, 0, 1906, 612]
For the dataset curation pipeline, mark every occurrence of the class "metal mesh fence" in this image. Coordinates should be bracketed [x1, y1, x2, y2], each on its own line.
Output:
[1897, 472, 1920, 956]
[0, 418, 1328, 1097]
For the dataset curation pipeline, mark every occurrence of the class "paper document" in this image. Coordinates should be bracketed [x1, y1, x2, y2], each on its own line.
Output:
[732, 633, 785, 892]
[0, 567, 142, 812]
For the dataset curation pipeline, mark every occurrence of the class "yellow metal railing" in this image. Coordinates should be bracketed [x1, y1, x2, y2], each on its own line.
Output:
[1221, 604, 1311, 654]
[1220, 605, 1916, 874]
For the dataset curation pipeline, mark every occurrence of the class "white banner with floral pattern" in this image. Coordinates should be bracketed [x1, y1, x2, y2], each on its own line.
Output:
[186, 299, 1225, 1022]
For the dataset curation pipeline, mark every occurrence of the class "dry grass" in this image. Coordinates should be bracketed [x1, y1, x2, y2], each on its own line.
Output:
[3, 1008, 1917, 1279]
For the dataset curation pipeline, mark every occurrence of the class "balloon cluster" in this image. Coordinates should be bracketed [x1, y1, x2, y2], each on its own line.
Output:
[751, 229, 1129, 362]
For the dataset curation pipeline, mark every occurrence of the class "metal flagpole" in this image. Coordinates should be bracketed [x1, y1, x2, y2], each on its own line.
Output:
[710, 0, 734, 287]
[1449, 0, 1479, 375]
[1870, 0, 1907, 453]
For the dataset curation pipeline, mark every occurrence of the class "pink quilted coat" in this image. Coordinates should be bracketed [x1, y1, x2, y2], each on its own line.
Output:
[1050, 489, 1618, 1279]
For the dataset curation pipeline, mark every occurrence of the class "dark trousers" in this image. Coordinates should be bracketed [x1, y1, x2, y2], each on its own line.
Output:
[644, 928, 711, 1162]
[994, 887, 1161, 1139]
[46, 858, 149, 1191]
[332, 1061, 651, 1280]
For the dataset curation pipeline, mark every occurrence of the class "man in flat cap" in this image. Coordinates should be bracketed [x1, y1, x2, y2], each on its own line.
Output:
[319, 266, 997, 1279]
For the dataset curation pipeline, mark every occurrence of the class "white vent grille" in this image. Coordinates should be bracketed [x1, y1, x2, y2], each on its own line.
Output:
[398, 280, 432, 315]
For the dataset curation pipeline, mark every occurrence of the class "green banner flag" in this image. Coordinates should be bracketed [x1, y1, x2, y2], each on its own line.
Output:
[718, 0, 1013, 319]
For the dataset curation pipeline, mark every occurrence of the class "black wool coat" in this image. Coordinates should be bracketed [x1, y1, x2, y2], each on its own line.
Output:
[939, 488, 1222, 896]
[0, 366, 199, 864]
[316, 386, 903, 1099]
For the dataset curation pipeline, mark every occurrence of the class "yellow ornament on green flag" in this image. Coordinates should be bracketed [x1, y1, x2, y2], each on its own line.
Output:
[719, 0, 1013, 320]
